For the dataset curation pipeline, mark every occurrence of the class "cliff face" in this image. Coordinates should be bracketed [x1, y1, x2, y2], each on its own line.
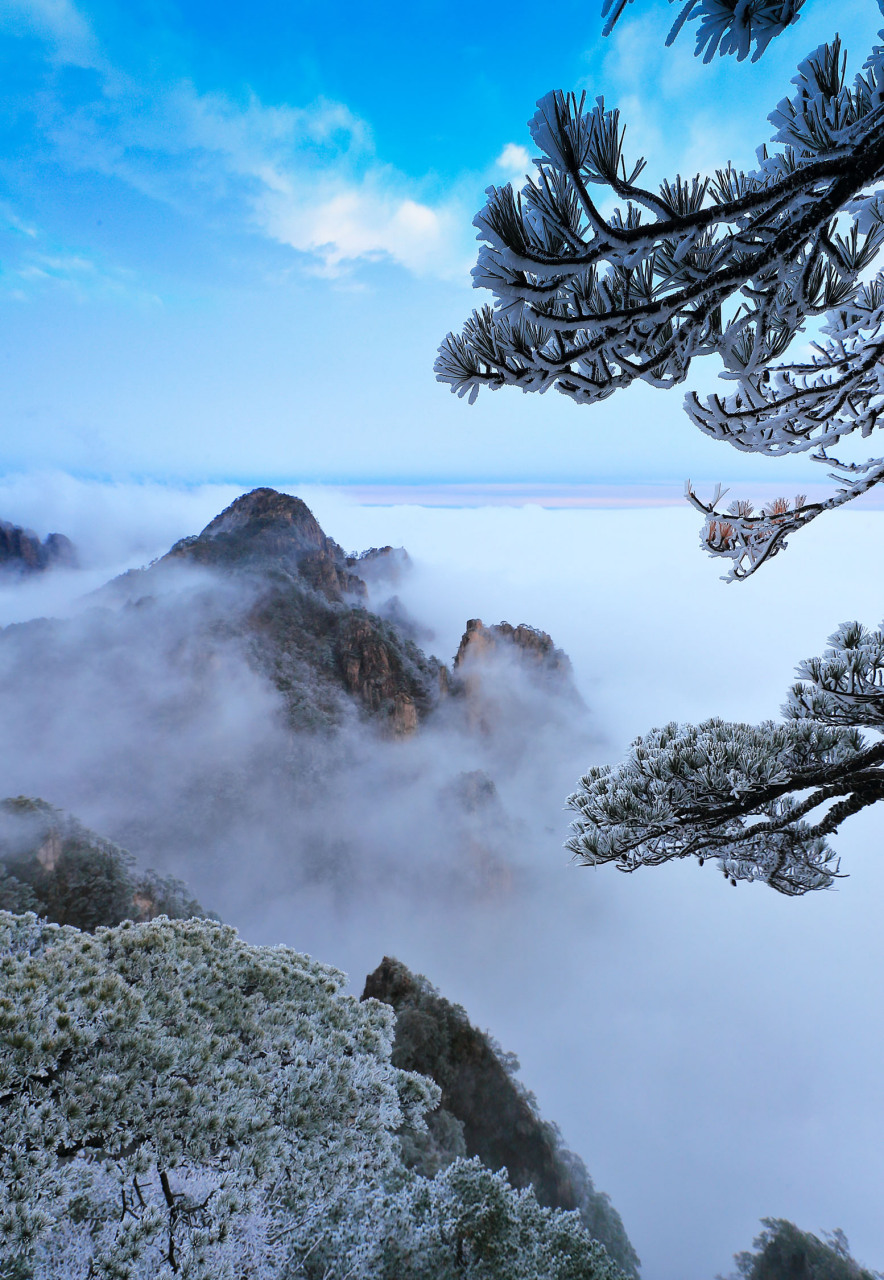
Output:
[144, 489, 441, 736]
[448, 617, 583, 738]
[362, 956, 640, 1278]
[453, 618, 572, 678]
[0, 796, 207, 930]
[0, 520, 76, 574]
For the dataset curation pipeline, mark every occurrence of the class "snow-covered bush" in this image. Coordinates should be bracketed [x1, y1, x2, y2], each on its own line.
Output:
[366, 1159, 628, 1280]
[0, 913, 628, 1279]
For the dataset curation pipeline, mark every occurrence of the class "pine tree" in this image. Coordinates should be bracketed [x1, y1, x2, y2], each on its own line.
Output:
[567, 620, 884, 894]
[437, 7, 884, 579]
[0, 913, 630, 1280]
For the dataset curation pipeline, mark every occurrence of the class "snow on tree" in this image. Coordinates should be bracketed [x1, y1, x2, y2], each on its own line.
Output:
[566, 620, 884, 895]
[601, 1, 806, 64]
[0, 913, 629, 1279]
[436, 16, 884, 579]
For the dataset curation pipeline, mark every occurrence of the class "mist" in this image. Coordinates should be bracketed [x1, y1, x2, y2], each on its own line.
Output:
[1, 480, 882, 1280]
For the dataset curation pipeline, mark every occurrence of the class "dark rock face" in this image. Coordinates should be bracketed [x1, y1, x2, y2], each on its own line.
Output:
[362, 956, 640, 1278]
[150, 489, 443, 736]
[0, 520, 76, 574]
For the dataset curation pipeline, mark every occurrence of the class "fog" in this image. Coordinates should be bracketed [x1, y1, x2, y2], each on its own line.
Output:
[1, 479, 883, 1280]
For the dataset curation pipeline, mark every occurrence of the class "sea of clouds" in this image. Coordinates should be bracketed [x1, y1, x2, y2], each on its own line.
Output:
[0, 473, 882, 1280]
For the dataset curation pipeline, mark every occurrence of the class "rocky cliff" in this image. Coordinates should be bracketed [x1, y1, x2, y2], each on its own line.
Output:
[362, 956, 640, 1278]
[0, 796, 207, 930]
[115, 488, 444, 737]
[0, 519, 76, 573]
[454, 618, 573, 678]
[448, 617, 584, 739]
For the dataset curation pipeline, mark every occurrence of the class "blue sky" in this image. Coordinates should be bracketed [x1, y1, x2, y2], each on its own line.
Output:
[1, 0, 881, 486]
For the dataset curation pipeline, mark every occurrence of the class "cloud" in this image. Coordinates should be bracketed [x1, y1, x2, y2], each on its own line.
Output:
[0, 0, 104, 69]
[0, 217, 164, 304]
[5, 2, 469, 281]
[495, 143, 532, 178]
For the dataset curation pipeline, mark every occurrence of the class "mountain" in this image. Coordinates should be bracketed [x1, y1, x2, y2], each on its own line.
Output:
[0, 518, 76, 574]
[0, 487, 592, 907]
[106, 487, 445, 737]
[363, 955, 640, 1278]
[0, 796, 208, 929]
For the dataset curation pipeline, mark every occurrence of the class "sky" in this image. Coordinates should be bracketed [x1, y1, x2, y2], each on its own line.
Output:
[1, 0, 882, 487]
[4, 2, 884, 1278]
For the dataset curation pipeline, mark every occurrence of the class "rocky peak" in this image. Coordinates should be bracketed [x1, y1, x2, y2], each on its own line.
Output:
[0, 520, 76, 574]
[200, 488, 327, 550]
[449, 619, 580, 736]
[166, 488, 366, 602]
[454, 619, 572, 679]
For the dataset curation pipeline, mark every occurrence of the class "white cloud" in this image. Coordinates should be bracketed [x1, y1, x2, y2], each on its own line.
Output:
[164, 87, 464, 276]
[260, 181, 458, 277]
[1, 0, 104, 69]
[7, 0, 469, 281]
[495, 143, 532, 177]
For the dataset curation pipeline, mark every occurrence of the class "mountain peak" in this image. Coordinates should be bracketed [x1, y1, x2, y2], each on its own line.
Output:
[199, 488, 327, 549]
[0, 518, 76, 574]
[165, 488, 365, 599]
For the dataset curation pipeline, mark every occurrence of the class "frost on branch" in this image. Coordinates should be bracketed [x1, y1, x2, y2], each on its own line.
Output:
[437, 33, 884, 578]
[0, 915, 433, 1279]
[785, 619, 884, 729]
[566, 621, 884, 894]
[600, 0, 807, 63]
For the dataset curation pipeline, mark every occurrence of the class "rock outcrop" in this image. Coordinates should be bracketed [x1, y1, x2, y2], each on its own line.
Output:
[362, 956, 640, 1278]
[449, 618, 582, 736]
[0, 796, 208, 930]
[139, 489, 443, 736]
[454, 618, 572, 679]
[0, 519, 76, 574]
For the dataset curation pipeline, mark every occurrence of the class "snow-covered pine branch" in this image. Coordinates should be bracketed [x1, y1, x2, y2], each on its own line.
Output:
[566, 620, 884, 894]
[437, 27, 884, 579]
[601, 0, 807, 63]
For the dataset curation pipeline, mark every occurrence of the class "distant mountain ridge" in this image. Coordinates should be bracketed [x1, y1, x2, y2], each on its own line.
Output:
[0, 517, 76, 574]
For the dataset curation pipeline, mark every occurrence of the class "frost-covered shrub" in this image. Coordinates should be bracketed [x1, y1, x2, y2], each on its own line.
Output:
[0, 913, 434, 1278]
[0, 914, 626, 1280]
[366, 1159, 629, 1280]
[730, 1218, 879, 1280]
